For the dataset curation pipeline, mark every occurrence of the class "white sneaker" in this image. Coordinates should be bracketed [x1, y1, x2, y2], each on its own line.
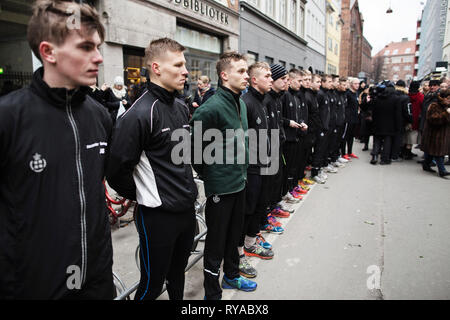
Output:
[325, 165, 338, 173]
[338, 157, 349, 163]
[333, 161, 345, 168]
[277, 202, 295, 213]
[283, 192, 300, 203]
[319, 170, 328, 180]
[313, 175, 326, 184]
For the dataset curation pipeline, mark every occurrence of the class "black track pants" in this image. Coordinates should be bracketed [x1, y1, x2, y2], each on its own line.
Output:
[203, 188, 246, 300]
[135, 205, 195, 300]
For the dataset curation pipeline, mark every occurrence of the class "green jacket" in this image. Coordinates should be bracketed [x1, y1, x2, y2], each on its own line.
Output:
[190, 87, 249, 197]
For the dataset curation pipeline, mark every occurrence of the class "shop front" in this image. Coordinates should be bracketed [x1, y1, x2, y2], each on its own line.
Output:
[98, 0, 240, 96]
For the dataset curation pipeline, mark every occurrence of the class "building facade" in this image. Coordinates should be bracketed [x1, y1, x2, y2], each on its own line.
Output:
[417, 0, 449, 79]
[305, 0, 326, 73]
[0, 0, 240, 92]
[372, 38, 416, 84]
[442, 0, 450, 78]
[339, 0, 372, 79]
[239, 0, 325, 74]
[325, 0, 343, 75]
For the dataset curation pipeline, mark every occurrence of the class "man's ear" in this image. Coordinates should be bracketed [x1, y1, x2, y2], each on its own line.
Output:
[220, 71, 228, 82]
[151, 62, 161, 77]
[39, 41, 57, 64]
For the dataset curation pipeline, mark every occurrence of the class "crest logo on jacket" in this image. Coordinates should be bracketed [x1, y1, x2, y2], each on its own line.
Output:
[30, 153, 47, 173]
[256, 117, 262, 125]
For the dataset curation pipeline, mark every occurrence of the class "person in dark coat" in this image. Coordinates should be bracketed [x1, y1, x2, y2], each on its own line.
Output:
[420, 89, 450, 178]
[359, 86, 372, 151]
[344, 78, 360, 159]
[192, 75, 216, 112]
[391, 80, 412, 161]
[370, 82, 402, 165]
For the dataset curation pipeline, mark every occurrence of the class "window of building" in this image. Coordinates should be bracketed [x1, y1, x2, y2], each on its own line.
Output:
[299, 6, 305, 37]
[246, 51, 259, 65]
[329, 14, 334, 26]
[265, 56, 274, 64]
[290, 63, 296, 70]
[335, 44, 339, 55]
[392, 66, 400, 72]
[290, 0, 297, 31]
[280, 0, 287, 25]
[328, 38, 333, 51]
[393, 49, 399, 55]
[279, 60, 286, 67]
[384, 50, 390, 56]
[266, 0, 275, 17]
[404, 65, 411, 71]
[405, 48, 411, 54]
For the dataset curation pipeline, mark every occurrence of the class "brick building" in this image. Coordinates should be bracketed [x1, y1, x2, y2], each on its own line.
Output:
[372, 38, 416, 84]
[339, 0, 372, 80]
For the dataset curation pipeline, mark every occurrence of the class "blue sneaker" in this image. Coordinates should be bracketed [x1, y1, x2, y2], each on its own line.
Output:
[262, 224, 284, 234]
[256, 233, 272, 250]
[222, 275, 257, 292]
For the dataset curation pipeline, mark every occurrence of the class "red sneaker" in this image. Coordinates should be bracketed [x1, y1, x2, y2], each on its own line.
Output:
[349, 153, 359, 159]
[271, 207, 290, 218]
[290, 191, 304, 200]
[343, 154, 351, 161]
[293, 186, 308, 194]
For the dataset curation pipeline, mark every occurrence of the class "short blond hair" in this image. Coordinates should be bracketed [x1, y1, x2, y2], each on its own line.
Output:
[248, 61, 270, 79]
[145, 37, 185, 68]
[216, 51, 247, 78]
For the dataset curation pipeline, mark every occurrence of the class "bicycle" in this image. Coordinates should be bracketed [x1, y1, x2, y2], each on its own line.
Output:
[104, 180, 135, 226]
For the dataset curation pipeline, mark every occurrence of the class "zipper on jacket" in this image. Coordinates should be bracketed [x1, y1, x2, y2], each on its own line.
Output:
[234, 100, 247, 182]
[66, 91, 88, 286]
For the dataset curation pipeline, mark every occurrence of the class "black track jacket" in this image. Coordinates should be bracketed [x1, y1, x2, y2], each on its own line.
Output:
[106, 82, 197, 212]
[0, 68, 113, 299]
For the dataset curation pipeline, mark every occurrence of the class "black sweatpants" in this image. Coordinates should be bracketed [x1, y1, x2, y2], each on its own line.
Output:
[298, 134, 315, 181]
[203, 188, 246, 300]
[343, 123, 357, 155]
[240, 174, 271, 247]
[332, 125, 345, 161]
[268, 153, 285, 208]
[312, 131, 329, 173]
[283, 141, 300, 194]
[135, 205, 195, 300]
[327, 126, 339, 163]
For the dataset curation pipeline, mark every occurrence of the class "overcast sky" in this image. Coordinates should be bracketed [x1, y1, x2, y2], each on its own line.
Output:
[358, 0, 427, 55]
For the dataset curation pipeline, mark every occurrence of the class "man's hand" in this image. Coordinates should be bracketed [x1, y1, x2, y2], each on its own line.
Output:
[192, 102, 199, 108]
[101, 84, 109, 91]
[447, 107, 450, 114]
[300, 123, 308, 132]
[289, 120, 301, 128]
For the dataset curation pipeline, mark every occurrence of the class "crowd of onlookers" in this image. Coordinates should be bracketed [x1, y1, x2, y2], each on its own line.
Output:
[355, 77, 450, 178]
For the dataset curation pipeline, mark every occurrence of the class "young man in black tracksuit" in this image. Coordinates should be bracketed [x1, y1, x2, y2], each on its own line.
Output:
[107, 38, 198, 300]
[301, 72, 321, 184]
[344, 78, 361, 159]
[263, 64, 292, 230]
[282, 69, 309, 201]
[311, 75, 332, 182]
[239, 62, 275, 279]
[0, 1, 114, 299]
[335, 78, 349, 163]
[325, 76, 339, 173]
